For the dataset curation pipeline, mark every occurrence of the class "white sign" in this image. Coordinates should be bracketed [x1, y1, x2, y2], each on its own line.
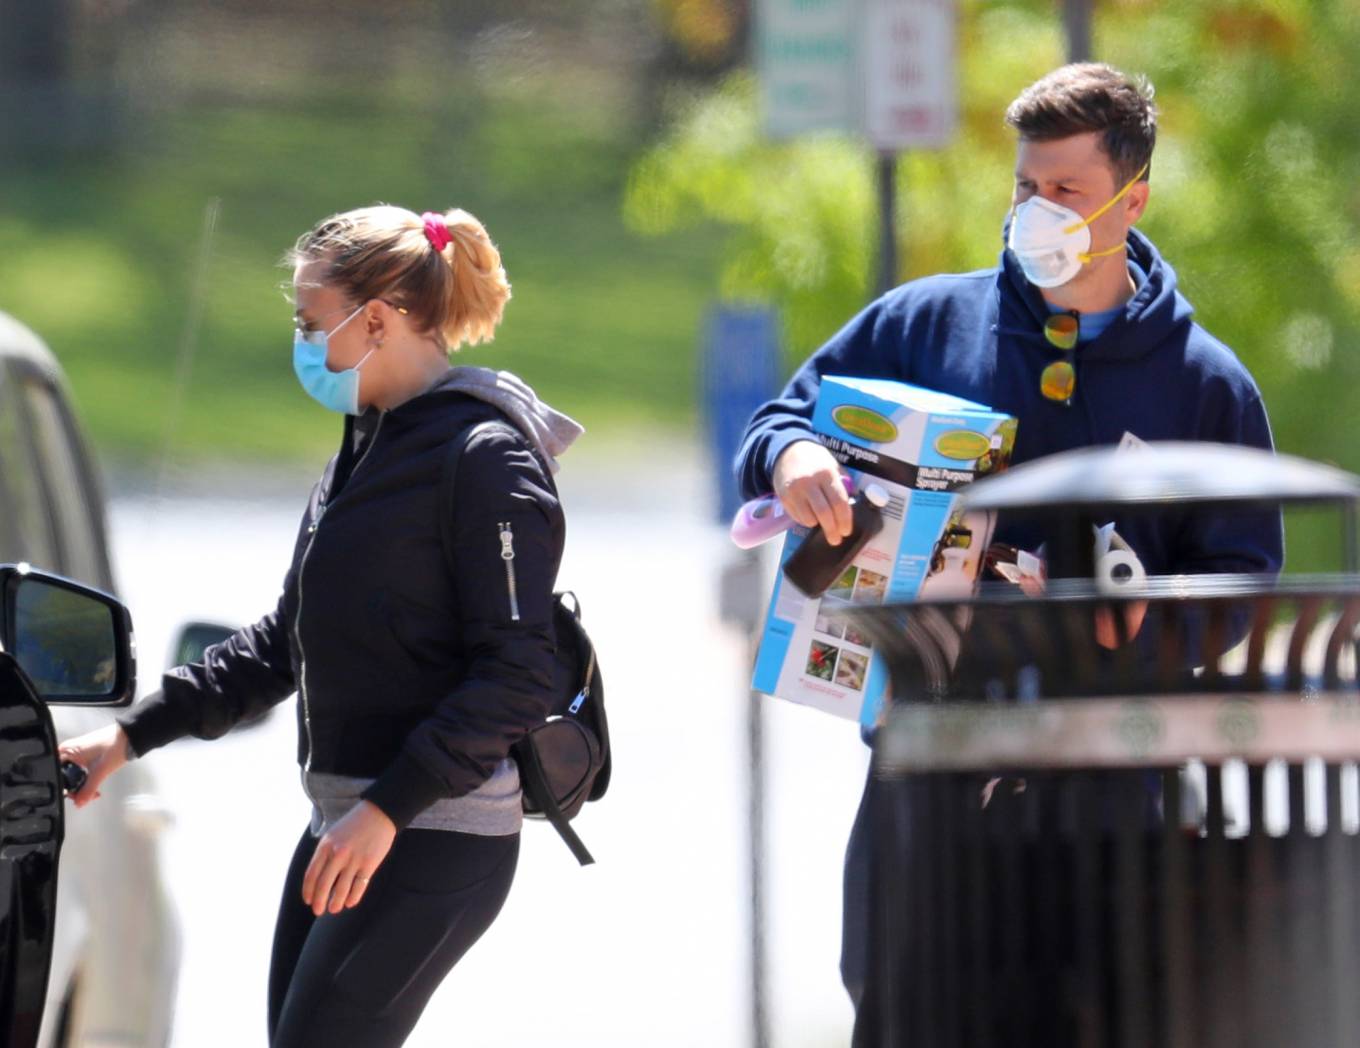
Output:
[861, 0, 958, 149]
[757, 0, 858, 138]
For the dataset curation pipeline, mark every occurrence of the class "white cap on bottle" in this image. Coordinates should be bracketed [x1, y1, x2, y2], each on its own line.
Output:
[862, 483, 890, 508]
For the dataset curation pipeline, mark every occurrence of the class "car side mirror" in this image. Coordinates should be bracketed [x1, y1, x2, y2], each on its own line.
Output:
[170, 621, 237, 668]
[1, 564, 136, 706]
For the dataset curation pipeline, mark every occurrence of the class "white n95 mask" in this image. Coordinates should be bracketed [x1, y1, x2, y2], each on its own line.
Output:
[1007, 162, 1149, 289]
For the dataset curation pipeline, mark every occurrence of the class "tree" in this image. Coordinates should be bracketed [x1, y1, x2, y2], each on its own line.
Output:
[625, 0, 1360, 568]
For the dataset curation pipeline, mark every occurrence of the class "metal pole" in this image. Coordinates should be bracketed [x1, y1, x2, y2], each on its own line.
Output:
[876, 151, 898, 297]
[748, 632, 771, 1048]
[723, 546, 772, 1048]
[1062, 0, 1093, 62]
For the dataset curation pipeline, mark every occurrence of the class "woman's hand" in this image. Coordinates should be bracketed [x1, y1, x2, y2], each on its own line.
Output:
[58, 723, 134, 809]
[302, 800, 397, 916]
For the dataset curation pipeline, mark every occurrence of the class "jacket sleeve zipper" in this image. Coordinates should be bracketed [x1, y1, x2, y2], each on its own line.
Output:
[498, 522, 521, 622]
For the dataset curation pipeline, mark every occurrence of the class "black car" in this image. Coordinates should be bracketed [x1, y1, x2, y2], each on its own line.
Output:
[0, 565, 137, 1047]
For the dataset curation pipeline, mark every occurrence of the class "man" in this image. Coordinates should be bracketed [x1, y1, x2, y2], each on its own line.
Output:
[733, 63, 1284, 1042]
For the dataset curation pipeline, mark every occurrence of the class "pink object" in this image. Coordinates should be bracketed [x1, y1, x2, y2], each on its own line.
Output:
[729, 474, 855, 550]
[730, 494, 791, 549]
[421, 211, 453, 252]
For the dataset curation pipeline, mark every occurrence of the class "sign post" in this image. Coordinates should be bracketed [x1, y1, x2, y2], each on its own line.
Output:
[861, 0, 958, 294]
[703, 306, 780, 1048]
[749, 6, 958, 1043]
[1064, 0, 1094, 61]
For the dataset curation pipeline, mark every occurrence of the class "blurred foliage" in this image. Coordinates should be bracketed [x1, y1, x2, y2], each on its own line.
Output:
[654, 0, 750, 66]
[625, 72, 878, 360]
[0, 4, 723, 470]
[625, 0, 1360, 571]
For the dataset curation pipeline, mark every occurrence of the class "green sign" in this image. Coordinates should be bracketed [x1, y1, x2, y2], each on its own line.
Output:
[757, 0, 858, 138]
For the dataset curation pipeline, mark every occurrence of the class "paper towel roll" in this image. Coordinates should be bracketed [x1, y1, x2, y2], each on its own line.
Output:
[1097, 548, 1146, 593]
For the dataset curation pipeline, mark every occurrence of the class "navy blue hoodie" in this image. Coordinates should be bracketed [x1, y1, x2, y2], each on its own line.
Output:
[736, 228, 1284, 577]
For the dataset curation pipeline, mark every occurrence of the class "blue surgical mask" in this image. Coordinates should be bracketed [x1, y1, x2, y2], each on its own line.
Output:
[292, 304, 374, 415]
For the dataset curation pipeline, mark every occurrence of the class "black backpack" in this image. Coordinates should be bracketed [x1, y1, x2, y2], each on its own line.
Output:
[518, 590, 610, 863]
[440, 419, 610, 865]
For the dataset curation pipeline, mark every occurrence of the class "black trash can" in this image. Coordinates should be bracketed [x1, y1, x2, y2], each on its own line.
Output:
[852, 443, 1360, 1048]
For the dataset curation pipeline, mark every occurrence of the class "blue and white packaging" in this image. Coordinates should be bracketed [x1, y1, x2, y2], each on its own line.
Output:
[751, 377, 1018, 728]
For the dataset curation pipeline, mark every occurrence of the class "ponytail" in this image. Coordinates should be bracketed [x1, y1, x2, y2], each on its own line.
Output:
[435, 209, 511, 349]
[290, 204, 511, 352]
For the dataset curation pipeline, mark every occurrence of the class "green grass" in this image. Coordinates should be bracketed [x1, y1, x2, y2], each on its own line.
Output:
[0, 86, 723, 467]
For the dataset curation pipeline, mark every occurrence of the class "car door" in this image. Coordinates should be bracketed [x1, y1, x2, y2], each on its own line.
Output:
[0, 642, 66, 1048]
[0, 566, 137, 1048]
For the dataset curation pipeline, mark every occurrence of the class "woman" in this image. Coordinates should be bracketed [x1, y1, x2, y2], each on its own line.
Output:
[59, 204, 582, 1047]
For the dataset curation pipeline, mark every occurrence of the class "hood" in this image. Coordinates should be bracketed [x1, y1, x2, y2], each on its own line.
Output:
[996, 226, 1196, 363]
[427, 366, 584, 473]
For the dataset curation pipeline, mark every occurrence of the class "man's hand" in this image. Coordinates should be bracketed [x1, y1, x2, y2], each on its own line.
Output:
[1095, 601, 1149, 649]
[1010, 569, 1148, 649]
[772, 440, 853, 546]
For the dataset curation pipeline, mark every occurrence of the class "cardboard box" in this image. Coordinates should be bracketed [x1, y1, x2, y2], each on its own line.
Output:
[751, 377, 1017, 729]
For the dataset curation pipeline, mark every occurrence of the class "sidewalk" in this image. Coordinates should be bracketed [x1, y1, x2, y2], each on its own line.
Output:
[109, 436, 867, 1047]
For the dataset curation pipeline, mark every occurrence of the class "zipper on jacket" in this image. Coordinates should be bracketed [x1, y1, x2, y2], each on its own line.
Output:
[499, 521, 521, 622]
[568, 645, 595, 716]
[296, 414, 386, 773]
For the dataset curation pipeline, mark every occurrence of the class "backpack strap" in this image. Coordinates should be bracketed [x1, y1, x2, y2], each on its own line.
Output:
[516, 737, 595, 866]
[437, 418, 595, 865]
[559, 590, 610, 800]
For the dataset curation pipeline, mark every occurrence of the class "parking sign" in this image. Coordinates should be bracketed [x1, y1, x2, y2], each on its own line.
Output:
[862, 0, 958, 149]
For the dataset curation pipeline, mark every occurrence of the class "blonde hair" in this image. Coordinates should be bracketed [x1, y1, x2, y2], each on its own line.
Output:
[289, 204, 511, 350]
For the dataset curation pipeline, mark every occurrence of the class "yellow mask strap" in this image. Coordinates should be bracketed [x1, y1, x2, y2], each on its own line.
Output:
[1077, 242, 1128, 264]
[1061, 161, 1150, 235]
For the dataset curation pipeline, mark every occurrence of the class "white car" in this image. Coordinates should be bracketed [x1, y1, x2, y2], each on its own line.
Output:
[0, 311, 180, 1048]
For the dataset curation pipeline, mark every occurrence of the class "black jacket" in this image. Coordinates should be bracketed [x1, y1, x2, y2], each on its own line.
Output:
[118, 388, 565, 829]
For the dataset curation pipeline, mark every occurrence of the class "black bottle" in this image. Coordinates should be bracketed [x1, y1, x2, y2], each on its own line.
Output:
[782, 484, 889, 598]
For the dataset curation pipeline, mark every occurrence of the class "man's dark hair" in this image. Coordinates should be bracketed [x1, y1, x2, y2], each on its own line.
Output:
[1004, 63, 1157, 185]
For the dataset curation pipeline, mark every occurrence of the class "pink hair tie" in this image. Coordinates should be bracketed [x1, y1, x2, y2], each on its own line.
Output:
[421, 211, 453, 252]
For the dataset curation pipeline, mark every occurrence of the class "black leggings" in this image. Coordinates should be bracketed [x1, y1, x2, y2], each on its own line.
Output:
[267, 825, 519, 1048]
